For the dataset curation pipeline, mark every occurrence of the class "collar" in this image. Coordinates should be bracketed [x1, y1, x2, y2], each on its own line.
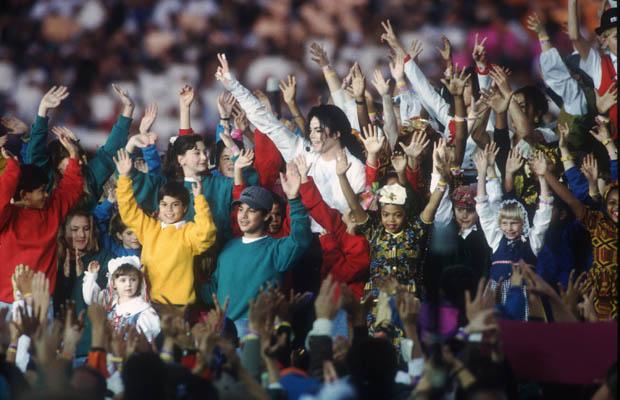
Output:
[241, 235, 268, 244]
[184, 176, 200, 183]
[460, 224, 477, 239]
[115, 297, 151, 315]
[279, 367, 310, 378]
[161, 220, 187, 229]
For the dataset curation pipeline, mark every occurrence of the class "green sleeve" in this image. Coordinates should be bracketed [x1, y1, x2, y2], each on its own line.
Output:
[25, 115, 50, 169]
[273, 197, 313, 272]
[129, 168, 165, 215]
[86, 115, 132, 201]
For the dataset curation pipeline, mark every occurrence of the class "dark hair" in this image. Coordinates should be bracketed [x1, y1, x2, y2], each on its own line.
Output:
[122, 353, 167, 400]
[163, 134, 204, 180]
[111, 263, 143, 295]
[16, 164, 48, 199]
[48, 139, 85, 173]
[441, 66, 480, 115]
[346, 337, 398, 400]
[306, 104, 366, 162]
[110, 212, 128, 237]
[158, 181, 190, 209]
[514, 85, 548, 122]
[441, 264, 477, 324]
[212, 138, 244, 169]
[70, 365, 109, 400]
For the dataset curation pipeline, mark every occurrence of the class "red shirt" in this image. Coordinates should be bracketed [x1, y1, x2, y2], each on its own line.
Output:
[599, 54, 617, 139]
[0, 158, 84, 302]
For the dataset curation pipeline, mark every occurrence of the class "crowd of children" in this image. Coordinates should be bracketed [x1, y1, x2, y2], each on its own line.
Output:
[0, 1, 618, 399]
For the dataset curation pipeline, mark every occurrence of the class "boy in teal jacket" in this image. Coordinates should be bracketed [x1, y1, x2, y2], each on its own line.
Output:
[207, 163, 312, 336]
[25, 84, 133, 210]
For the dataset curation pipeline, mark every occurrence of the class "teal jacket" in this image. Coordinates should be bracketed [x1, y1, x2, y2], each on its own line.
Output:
[26, 115, 132, 210]
[206, 197, 312, 320]
[128, 169, 237, 242]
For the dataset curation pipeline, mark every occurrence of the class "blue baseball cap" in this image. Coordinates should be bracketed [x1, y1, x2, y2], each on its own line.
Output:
[232, 186, 274, 212]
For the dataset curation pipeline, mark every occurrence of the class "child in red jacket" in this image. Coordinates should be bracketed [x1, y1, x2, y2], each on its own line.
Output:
[0, 138, 83, 304]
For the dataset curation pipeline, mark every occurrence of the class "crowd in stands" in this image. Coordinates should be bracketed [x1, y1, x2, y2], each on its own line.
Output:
[0, 0, 617, 399]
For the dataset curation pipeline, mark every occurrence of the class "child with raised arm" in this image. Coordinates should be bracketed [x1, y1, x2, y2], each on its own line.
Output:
[208, 163, 312, 336]
[83, 256, 160, 341]
[474, 148, 554, 320]
[0, 137, 83, 305]
[114, 149, 217, 306]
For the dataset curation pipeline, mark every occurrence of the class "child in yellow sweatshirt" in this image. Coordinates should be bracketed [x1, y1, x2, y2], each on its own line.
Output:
[113, 149, 216, 305]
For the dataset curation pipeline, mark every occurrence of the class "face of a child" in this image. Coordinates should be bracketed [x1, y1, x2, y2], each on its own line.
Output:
[381, 204, 405, 234]
[267, 202, 283, 234]
[65, 215, 91, 251]
[178, 142, 208, 176]
[23, 185, 48, 209]
[454, 206, 478, 231]
[114, 274, 139, 299]
[603, 27, 617, 56]
[218, 147, 234, 178]
[117, 228, 140, 250]
[606, 189, 618, 223]
[237, 203, 268, 236]
[308, 117, 339, 154]
[158, 195, 187, 225]
[500, 218, 524, 240]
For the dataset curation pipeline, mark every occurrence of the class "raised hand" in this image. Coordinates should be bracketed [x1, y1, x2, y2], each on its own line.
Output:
[380, 19, 406, 58]
[473, 149, 488, 175]
[388, 51, 405, 82]
[578, 289, 598, 322]
[464, 278, 494, 323]
[489, 65, 512, 97]
[525, 13, 547, 37]
[293, 155, 311, 183]
[505, 148, 525, 175]
[314, 275, 342, 320]
[348, 63, 365, 100]
[480, 87, 510, 114]
[390, 152, 407, 173]
[57, 129, 79, 159]
[580, 153, 598, 184]
[234, 149, 254, 170]
[112, 83, 134, 117]
[215, 53, 232, 85]
[0, 116, 28, 135]
[309, 42, 330, 67]
[248, 289, 275, 333]
[87, 261, 100, 274]
[472, 33, 488, 69]
[557, 122, 570, 150]
[595, 84, 618, 114]
[38, 86, 69, 116]
[486, 141, 499, 166]
[396, 290, 421, 328]
[371, 68, 391, 97]
[433, 138, 452, 179]
[232, 105, 249, 132]
[335, 148, 351, 176]
[31, 272, 50, 324]
[360, 123, 385, 155]
[191, 180, 202, 198]
[14, 264, 34, 296]
[217, 91, 236, 119]
[279, 75, 297, 104]
[408, 39, 423, 62]
[558, 269, 587, 317]
[114, 148, 133, 176]
[436, 35, 453, 65]
[60, 300, 85, 359]
[590, 118, 612, 144]
[441, 64, 471, 96]
[179, 84, 195, 108]
[399, 130, 430, 160]
[139, 103, 158, 134]
[529, 151, 548, 177]
[51, 125, 78, 142]
[280, 162, 301, 200]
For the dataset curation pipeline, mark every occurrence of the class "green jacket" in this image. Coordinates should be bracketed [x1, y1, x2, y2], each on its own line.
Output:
[26, 115, 132, 210]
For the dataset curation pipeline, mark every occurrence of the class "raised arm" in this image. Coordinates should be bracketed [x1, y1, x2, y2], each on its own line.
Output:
[345, 63, 371, 133]
[528, 152, 554, 255]
[48, 135, 85, 218]
[279, 75, 306, 133]
[567, 0, 591, 60]
[0, 149, 20, 229]
[26, 86, 69, 168]
[372, 68, 398, 150]
[179, 84, 194, 132]
[335, 148, 368, 224]
[441, 65, 471, 166]
[542, 167, 586, 221]
[474, 148, 502, 251]
[215, 53, 301, 162]
[185, 181, 217, 255]
[420, 140, 451, 223]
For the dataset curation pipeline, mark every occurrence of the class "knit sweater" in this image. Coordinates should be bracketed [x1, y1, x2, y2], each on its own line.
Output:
[0, 158, 83, 302]
[209, 197, 312, 320]
[116, 175, 217, 304]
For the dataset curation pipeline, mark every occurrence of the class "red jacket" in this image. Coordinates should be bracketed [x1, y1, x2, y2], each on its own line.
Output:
[299, 178, 369, 298]
[0, 158, 83, 302]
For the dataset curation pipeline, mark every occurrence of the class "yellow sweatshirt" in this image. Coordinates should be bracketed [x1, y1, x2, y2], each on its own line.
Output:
[116, 175, 217, 304]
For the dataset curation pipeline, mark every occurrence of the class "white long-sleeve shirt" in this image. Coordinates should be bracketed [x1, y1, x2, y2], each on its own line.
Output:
[224, 76, 366, 232]
[475, 197, 552, 255]
[540, 48, 588, 116]
[579, 47, 617, 89]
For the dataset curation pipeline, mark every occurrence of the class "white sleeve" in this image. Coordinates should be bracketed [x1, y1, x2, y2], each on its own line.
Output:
[486, 177, 503, 210]
[225, 76, 304, 162]
[529, 201, 553, 256]
[345, 154, 366, 194]
[403, 58, 451, 129]
[331, 88, 361, 132]
[137, 307, 161, 342]
[475, 196, 503, 252]
[396, 90, 423, 122]
[15, 335, 31, 373]
[82, 271, 102, 306]
[540, 48, 588, 116]
[430, 172, 453, 228]
[579, 47, 602, 88]
[478, 72, 491, 91]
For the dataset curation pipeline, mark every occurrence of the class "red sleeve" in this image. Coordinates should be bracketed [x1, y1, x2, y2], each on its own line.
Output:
[0, 158, 20, 229]
[49, 158, 84, 219]
[254, 129, 284, 190]
[365, 163, 379, 188]
[405, 165, 422, 193]
[299, 178, 346, 235]
[86, 350, 109, 378]
[230, 204, 242, 238]
[281, 202, 291, 236]
[330, 233, 370, 285]
[179, 128, 194, 136]
[232, 184, 245, 200]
